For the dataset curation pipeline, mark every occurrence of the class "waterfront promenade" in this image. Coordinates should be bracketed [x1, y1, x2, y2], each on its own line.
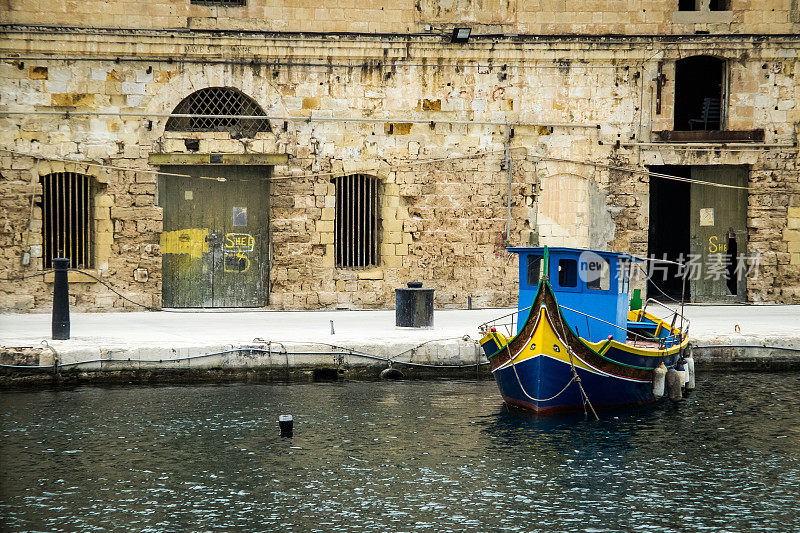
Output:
[2, 304, 800, 383]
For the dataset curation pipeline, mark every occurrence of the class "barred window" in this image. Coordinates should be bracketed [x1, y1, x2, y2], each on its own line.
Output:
[41, 172, 94, 269]
[335, 174, 379, 268]
[191, 0, 246, 6]
[165, 87, 270, 138]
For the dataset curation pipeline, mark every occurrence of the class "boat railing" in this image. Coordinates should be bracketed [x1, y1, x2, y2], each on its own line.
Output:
[479, 300, 690, 348]
[557, 304, 686, 346]
[478, 307, 527, 338]
[640, 298, 691, 339]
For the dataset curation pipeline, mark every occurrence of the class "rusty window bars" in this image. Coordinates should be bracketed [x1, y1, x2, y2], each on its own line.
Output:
[41, 172, 94, 269]
[165, 87, 270, 138]
[334, 174, 379, 269]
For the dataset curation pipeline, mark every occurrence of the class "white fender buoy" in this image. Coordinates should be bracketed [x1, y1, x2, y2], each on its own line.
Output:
[666, 369, 683, 402]
[685, 353, 696, 391]
[652, 362, 667, 398]
[678, 365, 689, 388]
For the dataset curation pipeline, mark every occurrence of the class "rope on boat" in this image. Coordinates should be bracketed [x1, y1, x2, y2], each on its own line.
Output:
[566, 346, 599, 420]
[504, 341, 599, 419]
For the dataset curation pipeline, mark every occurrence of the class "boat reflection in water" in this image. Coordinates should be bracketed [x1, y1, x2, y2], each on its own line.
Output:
[479, 247, 694, 416]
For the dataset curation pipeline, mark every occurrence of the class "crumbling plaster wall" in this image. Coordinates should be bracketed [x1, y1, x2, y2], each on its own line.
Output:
[1, 29, 798, 310]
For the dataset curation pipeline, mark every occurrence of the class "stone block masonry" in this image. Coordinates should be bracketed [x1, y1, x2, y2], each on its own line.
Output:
[0, 2, 799, 311]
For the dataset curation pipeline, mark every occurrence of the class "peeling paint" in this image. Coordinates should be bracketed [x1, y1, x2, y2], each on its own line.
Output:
[160, 228, 209, 259]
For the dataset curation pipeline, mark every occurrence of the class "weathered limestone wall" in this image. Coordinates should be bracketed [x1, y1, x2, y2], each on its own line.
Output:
[1, 24, 798, 310]
[2, 0, 799, 35]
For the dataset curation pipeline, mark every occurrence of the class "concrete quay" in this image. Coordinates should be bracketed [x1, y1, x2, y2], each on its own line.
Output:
[1, 304, 800, 386]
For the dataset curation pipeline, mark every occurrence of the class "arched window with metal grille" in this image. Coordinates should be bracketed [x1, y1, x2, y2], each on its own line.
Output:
[334, 174, 380, 269]
[165, 87, 271, 138]
[40, 172, 94, 269]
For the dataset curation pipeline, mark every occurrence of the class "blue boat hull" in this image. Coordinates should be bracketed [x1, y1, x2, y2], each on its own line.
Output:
[494, 353, 655, 415]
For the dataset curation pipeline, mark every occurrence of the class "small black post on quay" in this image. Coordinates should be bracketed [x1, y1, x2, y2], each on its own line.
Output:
[52, 257, 70, 340]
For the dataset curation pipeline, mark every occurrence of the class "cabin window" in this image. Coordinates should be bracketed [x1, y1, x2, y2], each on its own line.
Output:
[618, 259, 631, 294]
[558, 258, 577, 288]
[586, 257, 611, 291]
[526, 255, 542, 286]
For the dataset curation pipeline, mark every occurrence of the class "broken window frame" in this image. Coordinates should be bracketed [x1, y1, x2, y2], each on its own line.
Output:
[673, 55, 728, 132]
[40, 172, 94, 269]
[333, 174, 380, 269]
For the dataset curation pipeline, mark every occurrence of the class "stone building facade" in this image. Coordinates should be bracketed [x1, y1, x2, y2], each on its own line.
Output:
[1, 0, 798, 311]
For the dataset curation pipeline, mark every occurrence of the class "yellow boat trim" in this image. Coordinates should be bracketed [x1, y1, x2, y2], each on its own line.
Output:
[583, 336, 687, 358]
[496, 306, 597, 374]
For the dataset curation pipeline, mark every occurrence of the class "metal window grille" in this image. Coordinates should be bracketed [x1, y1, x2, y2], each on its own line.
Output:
[191, 0, 246, 6]
[165, 87, 270, 138]
[335, 174, 379, 268]
[41, 172, 94, 269]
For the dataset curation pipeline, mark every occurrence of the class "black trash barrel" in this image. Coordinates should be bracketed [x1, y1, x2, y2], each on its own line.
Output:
[395, 282, 434, 328]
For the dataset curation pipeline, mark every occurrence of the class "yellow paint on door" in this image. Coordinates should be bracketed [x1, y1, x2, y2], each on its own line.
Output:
[160, 228, 209, 259]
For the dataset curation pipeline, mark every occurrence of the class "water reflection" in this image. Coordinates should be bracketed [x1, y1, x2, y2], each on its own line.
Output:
[1, 374, 799, 532]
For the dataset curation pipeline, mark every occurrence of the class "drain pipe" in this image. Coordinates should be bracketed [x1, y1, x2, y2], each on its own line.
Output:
[505, 125, 514, 246]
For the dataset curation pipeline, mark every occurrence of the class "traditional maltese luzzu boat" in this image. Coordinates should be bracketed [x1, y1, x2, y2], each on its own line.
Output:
[479, 247, 694, 415]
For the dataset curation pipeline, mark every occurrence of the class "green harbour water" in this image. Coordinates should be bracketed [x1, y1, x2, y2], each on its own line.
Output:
[1, 372, 799, 532]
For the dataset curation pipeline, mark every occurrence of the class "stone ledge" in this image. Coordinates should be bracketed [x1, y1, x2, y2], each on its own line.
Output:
[148, 153, 288, 166]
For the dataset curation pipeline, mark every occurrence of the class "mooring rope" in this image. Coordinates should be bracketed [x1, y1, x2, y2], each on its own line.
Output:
[565, 345, 599, 420]
[502, 320, 599, 419]
[505, 343, 578, 404]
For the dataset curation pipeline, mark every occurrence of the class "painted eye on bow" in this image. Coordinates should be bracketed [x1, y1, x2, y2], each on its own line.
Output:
[553, 345, 560, 352]
[529, 344, 536, 351]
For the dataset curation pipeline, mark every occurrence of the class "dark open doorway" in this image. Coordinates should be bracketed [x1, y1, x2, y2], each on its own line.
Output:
[648, 166, 691, 301]
[674, 56, 724, 131]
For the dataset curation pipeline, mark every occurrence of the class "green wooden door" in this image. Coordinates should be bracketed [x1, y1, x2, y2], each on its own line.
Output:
[159, 165, 270, 308]
[689, 165, 748, 303]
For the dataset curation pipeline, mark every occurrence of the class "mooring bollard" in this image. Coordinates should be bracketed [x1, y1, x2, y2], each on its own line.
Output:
[51, 258, 70, 340]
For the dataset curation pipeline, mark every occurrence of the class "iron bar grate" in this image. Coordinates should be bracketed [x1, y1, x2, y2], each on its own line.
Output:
[165, 87, 270, 138]
[41, 172, 94, 269]
[335, 174, 379, 269]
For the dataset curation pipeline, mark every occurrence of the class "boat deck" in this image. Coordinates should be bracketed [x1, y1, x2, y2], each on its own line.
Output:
[625, 339, 663, 349]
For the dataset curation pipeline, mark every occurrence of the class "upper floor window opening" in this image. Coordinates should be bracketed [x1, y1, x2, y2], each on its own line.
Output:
[678, 0, 730, 11]
[674, 55, 725, 131]
[165, 87, 270, 138]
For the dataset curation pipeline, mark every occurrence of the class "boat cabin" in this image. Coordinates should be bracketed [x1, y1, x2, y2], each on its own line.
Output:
[508, 247, 638, 343]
